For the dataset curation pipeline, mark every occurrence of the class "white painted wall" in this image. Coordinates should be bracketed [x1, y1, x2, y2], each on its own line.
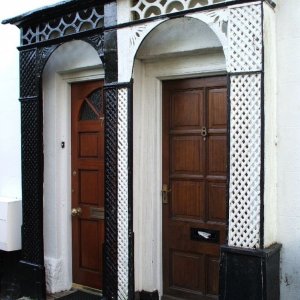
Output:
[276, 0, 300, 298]
[263, 2, 277, 248]
[0, 1, 60, 202]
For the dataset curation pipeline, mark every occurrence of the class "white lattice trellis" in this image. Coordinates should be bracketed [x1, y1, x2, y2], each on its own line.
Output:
[227, 2, 263, 249]
[117, 88, 129, 300]
[228, 3, 262, 72]
[228, 74, 261, 249]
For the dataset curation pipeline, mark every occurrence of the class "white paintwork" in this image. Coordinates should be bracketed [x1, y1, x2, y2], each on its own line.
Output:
[0, 197, 22, 251]
[117, 88, 129, 300]
[118, 13, 228, 82]
[276, 0, 300, 298]
[227, 2, 263, 249]
[133, 49, 226, 295]
[118, 19, 166, 82]
[136, 17, 222, 60]
[43, 40, 103, 293]
[117, 0, 131, 24]
[0, 0, 60, 201]
[263, 3, 277, 247]
[186, 9, 229, 63]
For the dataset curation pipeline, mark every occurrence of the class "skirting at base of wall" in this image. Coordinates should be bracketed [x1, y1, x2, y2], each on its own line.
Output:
[220, 243, 282, 300]
[135, 290, 159, 300]
[18, 260, 46, 299]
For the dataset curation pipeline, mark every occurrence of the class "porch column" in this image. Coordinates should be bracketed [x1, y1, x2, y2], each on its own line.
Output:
[103, 82, 134, 300]
[220, 2, 281, 299]
[18, 48, 46, 299]
[103, 1, 134, 299]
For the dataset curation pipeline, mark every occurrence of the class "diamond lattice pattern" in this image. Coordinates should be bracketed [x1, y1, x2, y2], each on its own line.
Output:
[22, 6, 103, 45]
[228, 74, 261, 249]
[228, 3, 262, 73]
[117, 88, 129, 300]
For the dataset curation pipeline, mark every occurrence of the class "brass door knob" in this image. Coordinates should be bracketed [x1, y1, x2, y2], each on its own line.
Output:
[71, 207, 82, 217]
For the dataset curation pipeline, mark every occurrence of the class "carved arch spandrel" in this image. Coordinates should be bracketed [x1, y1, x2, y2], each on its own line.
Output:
[117, 8, 229, 82]
[118, 19, 166, 82]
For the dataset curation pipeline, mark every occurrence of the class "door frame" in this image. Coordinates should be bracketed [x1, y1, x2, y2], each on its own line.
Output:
[43, 65, 104, 291]
[132, 54, 227, 295]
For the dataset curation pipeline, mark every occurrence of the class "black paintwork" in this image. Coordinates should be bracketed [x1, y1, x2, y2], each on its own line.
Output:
[128, 82, 135, 300]
[0, 251, 22, 299]
[220, 243, 282, 300]
[103, 86, 118, 300]
[135, 290, 159, 300]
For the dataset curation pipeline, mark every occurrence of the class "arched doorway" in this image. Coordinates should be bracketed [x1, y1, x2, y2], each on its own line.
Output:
[42, 40, 104, 293]
[132, 17, 227, 299]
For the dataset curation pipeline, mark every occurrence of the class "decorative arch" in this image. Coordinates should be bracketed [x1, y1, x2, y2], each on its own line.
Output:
[19, 35, 104, 268]
[115, 2, 264, 299]
[42, 39, 104, 293]
[118, 7, 228, 83]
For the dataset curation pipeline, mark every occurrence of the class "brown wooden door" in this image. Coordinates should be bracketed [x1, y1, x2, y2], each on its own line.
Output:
[71, 80, 105, 290]
[162, 76, 227, 300]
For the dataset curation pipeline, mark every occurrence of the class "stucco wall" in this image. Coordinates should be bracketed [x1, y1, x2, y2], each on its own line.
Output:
[276, 0, 300, 298]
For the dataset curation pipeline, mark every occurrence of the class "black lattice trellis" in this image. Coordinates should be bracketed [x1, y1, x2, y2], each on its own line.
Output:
[22, 6, 104, 46]
[21, 99, 44, 265]
[104, 87, 119, 300]
[20, 50, 37, 98]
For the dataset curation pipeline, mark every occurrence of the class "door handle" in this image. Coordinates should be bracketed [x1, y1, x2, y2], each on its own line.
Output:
[71, 207, 82, 217]
[162, 184, 171, 204]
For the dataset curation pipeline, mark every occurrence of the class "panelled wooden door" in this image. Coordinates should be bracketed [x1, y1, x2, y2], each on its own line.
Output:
[162, 76, 227, 300]
[71, 80, 105, 290]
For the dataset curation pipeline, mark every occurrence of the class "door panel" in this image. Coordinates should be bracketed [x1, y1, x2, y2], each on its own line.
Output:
[71, 80, 104, 290]
[171, 137, 204, 174]
[163, 76, 227, 300]
[171, 251, 205, 292]
[208, 136, 227, 174]
[207, 182, 227, 223]
[171, 90, 204, 129]
[171, 181, 205, 219]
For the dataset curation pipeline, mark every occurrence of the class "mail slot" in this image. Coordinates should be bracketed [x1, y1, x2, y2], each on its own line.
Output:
[190, 228, 219, 243]
[90, 207, 104, 220]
